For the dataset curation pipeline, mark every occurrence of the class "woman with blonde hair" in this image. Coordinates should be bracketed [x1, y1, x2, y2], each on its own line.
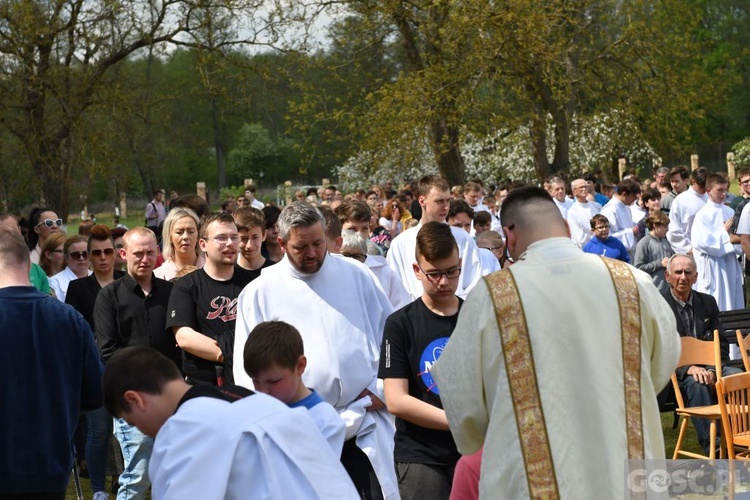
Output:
[154, 207, 204, 281]
[39, 232, 68, 277]
[49, 235, 91, 302]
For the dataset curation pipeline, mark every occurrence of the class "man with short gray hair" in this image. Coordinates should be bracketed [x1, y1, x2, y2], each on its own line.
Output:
[234, 201, 399, 499]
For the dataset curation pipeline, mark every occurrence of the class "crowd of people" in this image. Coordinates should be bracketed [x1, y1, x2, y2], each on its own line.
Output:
[1, 166, 748, 499]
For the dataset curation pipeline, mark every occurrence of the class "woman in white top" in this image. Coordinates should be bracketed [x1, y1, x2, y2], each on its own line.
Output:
[49, 235, 91, 301]
[154, 207, 204, 281]
[379, 198, 405, 238]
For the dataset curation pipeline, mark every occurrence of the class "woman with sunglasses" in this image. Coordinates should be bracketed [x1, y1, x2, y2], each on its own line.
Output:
[65, 224, 124, 500]
[49, 235, 91, 302]
[27, 207, 64, 264]
[39, 232, 68, 277]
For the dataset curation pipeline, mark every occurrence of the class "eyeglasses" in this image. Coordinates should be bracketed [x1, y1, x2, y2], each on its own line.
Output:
[741, 179, 750, 185]
[210, 235, 240, 245]
[417, 264, 461, 282]
[68, 251, 88, 260]
[37, 219, 63, 228]
[341, 252, 367, 263]
[91, 248, 115, 257]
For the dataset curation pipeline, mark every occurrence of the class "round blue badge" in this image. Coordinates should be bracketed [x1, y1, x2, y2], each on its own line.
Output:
[419, 337, 450, 395]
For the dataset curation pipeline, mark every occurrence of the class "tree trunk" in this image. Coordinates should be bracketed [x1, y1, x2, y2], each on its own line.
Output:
[211, 94, 226, 189]
[429, 121, 465, 187]
[529, 105, 553, 182]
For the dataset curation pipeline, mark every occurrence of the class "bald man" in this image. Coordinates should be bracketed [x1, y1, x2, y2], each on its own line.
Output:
[432, 186, 679, 498]
[565, 178, 601, 248]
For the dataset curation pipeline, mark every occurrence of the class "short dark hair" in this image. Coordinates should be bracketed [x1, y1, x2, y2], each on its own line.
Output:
[474, 211, 492, 225]
[262, 206, 281, 230]
[243, 321, 304, 377]
[617, 178, 641, 196]
[706, 172, 728, 189]
[417, 175, 450, 197]
[318, 205, 342, 239]
[640, 187, 661, 205]
[199, 213, 236, 240]
[692, 167, 709, 189]
[590, 213, 609, 229]
[738, 167, 750, 180]
[448, 199, 475, 220]
[233, 207, 265, 231]
[336, 200, 371, 224]
[415, 221, 458, 262]
[103, 347, 182, 416]
[500, 186, 554, 227]
[669, 166, 689, 181]
[171, 194, 211, 218]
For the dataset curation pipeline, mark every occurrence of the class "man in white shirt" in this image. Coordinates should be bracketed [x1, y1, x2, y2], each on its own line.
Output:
[667, 167, 709, 254]
[546, 176, 574, 218]
[600, 178, 641, 254]
[244, 186, 264, 209]
[387, 175, 483, 300]
[566, 178, 600, 248]
[234, 202, 399, 499]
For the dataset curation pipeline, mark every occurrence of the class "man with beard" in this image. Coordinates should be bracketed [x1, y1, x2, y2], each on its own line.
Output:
[167, 213, 256, 386]
[234, 202, 399, 500]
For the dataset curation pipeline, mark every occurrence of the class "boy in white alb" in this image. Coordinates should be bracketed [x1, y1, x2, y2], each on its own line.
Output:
[243, 320, 346, 455]
[102, 346, 357, 499]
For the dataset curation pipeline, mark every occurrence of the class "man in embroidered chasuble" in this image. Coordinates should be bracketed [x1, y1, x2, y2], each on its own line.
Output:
[432, 187, 680, 498]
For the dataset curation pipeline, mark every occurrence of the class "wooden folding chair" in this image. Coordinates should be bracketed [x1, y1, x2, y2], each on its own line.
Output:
[716, 371, 750, 459]
[736, 330, 750, 372]
[671, 330, 724, 459]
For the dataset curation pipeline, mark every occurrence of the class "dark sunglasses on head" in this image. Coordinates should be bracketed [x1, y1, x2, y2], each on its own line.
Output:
[37, 218, 63, 228]
[91, 248, 115, 257]
[69, 251, 89, 260]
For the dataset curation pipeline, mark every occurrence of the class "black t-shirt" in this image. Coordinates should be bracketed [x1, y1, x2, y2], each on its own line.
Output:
[166, 266, 256, 384]
[378, 297, 462, 466]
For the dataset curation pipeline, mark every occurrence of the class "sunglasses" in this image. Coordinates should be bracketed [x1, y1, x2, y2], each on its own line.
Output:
[37, 219, 63, 228]
[91, 248, 115, 257]
[68, 251, 89, 260]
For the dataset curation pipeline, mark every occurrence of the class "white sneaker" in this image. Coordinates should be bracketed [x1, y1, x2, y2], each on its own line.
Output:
[93, 492, 109, 500]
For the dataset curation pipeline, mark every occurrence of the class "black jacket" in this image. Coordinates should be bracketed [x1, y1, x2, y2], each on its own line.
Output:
[661, 289, 725, 378]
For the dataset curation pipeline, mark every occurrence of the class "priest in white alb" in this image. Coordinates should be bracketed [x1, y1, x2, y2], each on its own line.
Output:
[667, 167, 709, 253]
[691, 173, 744, 311]
[387, 175, 482, 300]
[431, 186, 680, 499]
[233, 201, 399, 500]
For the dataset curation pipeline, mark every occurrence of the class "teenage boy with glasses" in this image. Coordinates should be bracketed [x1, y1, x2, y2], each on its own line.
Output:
[379, 221, 462, 500]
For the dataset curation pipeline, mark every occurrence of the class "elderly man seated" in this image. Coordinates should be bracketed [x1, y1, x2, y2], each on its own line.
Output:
[661, 253, 742, 455]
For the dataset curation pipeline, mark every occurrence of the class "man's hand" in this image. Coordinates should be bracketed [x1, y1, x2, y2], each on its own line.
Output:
[724, 216, 734, 233]
[357, 389, 385, 412]
[687, 365, 716, 385]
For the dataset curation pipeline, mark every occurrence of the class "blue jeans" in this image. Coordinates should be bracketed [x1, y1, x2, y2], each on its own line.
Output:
[87, 406, 113, 493]
[680, 365, 743, 454]
[113, 418, 153, 500]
